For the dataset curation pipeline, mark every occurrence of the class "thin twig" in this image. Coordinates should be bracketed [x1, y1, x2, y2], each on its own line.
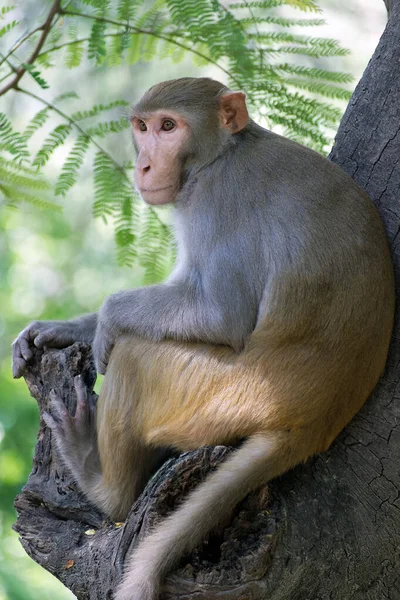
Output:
[38, 32, 125, 56]
[0, 0, 62, 97]
[0, 25, 44, 69]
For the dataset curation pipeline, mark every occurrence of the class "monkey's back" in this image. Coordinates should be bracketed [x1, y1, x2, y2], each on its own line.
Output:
[239, 128, 395, 452]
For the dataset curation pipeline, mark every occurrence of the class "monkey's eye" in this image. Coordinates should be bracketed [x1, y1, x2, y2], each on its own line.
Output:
[161, 119, 175, 132]
[138, 120, 147, 132]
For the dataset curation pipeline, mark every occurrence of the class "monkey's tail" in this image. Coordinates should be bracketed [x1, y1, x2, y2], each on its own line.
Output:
[116, 431, 302, 599]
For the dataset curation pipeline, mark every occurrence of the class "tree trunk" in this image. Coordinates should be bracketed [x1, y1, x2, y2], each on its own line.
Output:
[14, 4, 400, 599]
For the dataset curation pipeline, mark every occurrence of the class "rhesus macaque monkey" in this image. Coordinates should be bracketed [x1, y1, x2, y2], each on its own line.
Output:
[13, 78, 394, 600]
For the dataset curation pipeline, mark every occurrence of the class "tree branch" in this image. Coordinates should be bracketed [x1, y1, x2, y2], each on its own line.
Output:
[0, 0, 62, 97]
[0, 25, 44, 69]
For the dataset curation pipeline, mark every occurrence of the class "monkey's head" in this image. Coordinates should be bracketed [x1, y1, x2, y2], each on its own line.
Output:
[130, 77, 249, 205]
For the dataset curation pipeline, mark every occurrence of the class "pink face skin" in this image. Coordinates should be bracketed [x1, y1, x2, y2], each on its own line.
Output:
[132, 110, 190, 206]
[132, 92, 249, 206]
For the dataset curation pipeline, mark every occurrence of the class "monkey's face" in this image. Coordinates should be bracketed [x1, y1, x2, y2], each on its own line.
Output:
[132, 110, 190, 206]
[131, 78, 249, 206]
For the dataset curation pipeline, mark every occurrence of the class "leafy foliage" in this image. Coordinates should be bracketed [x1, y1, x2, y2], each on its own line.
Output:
[0, 0, 353, 274]
[22, 62, 50, 89]
[0, 113, 30, 161]
[33, 124, 73, 167]
[55, 135, 90, 196]
[0, 156, 60, 211]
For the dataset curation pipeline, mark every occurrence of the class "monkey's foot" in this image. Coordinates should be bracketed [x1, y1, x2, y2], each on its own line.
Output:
[43, 376, 100, 481]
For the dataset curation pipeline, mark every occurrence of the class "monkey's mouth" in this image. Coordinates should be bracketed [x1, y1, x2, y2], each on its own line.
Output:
[140, 186, 173, 193]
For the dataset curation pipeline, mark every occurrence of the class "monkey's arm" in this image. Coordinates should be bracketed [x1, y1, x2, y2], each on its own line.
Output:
[94, 276, 256, 373]
[12, 313, 98, 379]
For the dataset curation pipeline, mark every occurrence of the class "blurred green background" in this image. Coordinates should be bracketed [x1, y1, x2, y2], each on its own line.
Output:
[0, 0, 387, 598]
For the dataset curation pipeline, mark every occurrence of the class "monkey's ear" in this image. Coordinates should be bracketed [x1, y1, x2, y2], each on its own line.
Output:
[219, 92, 249, 133]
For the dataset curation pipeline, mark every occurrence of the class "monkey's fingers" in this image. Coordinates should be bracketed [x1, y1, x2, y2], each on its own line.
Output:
[11, 337, 31, 379]
[12, 355, 26, 380]
[34, 332, 51, 348]
[48, 390, 72, 425]
[34, 328, 72, 349]
[42, 411, 59, 430]
[18, 334, 34, 361]
[11, 324, 43, 378]
[74, 376, 90, 422]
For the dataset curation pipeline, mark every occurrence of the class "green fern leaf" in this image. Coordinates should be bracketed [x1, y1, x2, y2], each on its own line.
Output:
[275, 63, 353, 84]
[126, 33, 142, 64]
[0, 19, 19, 37]
[93, 152, 137, 264]
[71, 100, 129, 122]
[53, 91, 80, 103]
[93, 151, 128, 220]
[0, 184, 62, 211]
[0, 157, 60, 211]
[286, 78, 352, 100]
[47, 25, 63, 46]
[138, 208, 173, 283]
[88, 20, 107, 64]
[0, 156, 50, 190]
[115, 194, 139, 267]
[22, 108, 50, 140]
[117, 0, 140, 21]
[230, 0, 320, 10]
[35, 52, 54, 69]
[229, 1, 285, 9]
[55, 135, 90, 196]
[21, 63, 50, 89]
[241, 16, 325, 26]
[85, 118, 130, 138]
[141, 34, 159, 61]
[135, 0, 166, 29]
[64, 25, 84, 68]
[0, 5, 16, 17]
[0, 113, 29, 161]
[32, 124, 72, 167]
[77, 0, 110, 12]
[276, 43, 349, 58]
[65, 40, 85, 68]
[285, 0, 321, 11]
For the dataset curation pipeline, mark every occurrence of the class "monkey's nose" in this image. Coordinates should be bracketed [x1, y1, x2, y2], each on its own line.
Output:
[142, 165, 151, 174]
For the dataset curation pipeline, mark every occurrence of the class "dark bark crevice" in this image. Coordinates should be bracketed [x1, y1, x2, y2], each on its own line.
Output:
[13, 5, 400, 599]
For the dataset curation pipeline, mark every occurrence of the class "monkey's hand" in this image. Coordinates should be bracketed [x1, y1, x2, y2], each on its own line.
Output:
[12, 320, 84, 379]
[92, 319, 116, 375]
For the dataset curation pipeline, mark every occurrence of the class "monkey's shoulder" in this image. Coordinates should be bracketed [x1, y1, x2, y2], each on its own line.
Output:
[242, 127, 374, 213]
[254, 128, 348, 182]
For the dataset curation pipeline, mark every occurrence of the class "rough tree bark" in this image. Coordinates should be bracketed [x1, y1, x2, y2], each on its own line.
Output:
[14, 4, 400, 599]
